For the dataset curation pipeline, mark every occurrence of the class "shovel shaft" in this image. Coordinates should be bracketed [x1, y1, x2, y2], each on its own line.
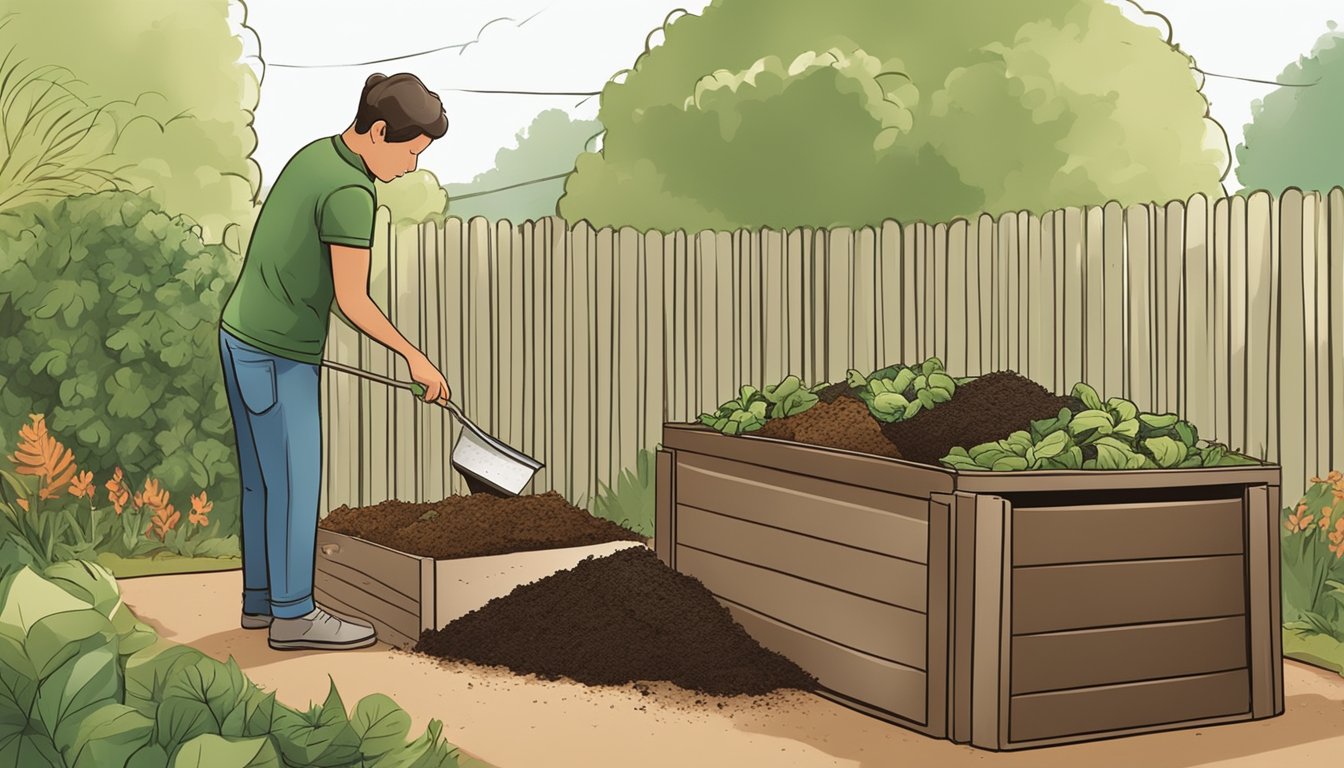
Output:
[320, 359, 463, 418]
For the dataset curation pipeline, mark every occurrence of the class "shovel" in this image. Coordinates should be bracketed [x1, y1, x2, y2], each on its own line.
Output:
[320, 359, 543, 497]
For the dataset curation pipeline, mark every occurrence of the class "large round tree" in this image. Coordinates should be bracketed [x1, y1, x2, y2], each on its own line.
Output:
[1235, 23, 1344, 194]
[559, 0, 1229, 232]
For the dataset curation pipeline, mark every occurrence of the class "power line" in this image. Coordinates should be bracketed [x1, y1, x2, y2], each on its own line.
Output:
[439, 88, 600, 97]
[269, 10, 544, 69]
[1193, 67, 1317, 88]
[449, 172, 570, 201]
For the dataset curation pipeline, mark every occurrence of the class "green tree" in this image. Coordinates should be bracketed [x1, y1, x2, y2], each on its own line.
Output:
[1235, 22, 1344, 194]
[1, 0, 261, 242]
[447, 109, 602, 222]
[559, 0, 1228, 232]
[378, 169, 450, 225]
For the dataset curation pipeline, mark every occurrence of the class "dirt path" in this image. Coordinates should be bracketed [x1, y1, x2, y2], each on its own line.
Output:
[122, 570, 1344, 768]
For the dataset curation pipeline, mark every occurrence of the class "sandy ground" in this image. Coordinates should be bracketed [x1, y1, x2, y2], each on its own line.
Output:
[121, 570, 1344, 768]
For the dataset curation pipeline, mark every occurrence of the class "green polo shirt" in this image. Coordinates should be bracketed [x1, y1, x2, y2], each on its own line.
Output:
[220, 135, 377, 364]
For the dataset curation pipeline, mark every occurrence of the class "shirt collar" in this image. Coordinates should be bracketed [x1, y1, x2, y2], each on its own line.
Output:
[332, 135, 376, 182]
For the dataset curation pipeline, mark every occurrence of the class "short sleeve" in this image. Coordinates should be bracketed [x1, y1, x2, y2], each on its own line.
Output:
[319, 186, 376, 247]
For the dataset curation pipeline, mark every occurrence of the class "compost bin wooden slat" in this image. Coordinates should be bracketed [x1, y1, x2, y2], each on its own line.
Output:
[971, 494, 1011, 749]
[1008, 669, 1249, 744]
[676, 545, 926, 669]
[662, 425, 955, 496]
[952, 465, 1279, 493]
[1247, 483, 1283, 717]
[313, 565, 419, 635]
[316, 557, 420, 619]
[674, 455, 928, 563]
[1012, 555, 1246, 635]
[949, 492, 976, 744]
[655, 449, 675, 567]
[315, 529, 422, 601]
[677, 505, 927, 611]
[723, 600, 927, 725]
[1010, 498, 1244, 566]
[1010, 616, 1247, 695]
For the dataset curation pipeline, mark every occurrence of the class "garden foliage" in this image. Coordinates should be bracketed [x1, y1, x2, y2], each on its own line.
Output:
[0, 191, 241, 539]
[560, 0, 1227, 231]
[0, 414, 237, 569]
[0, 560, 464, 767]
[940, 383, 1257, 471]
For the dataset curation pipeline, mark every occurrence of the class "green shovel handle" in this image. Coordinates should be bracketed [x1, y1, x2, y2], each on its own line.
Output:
[409, 382, 427, 399]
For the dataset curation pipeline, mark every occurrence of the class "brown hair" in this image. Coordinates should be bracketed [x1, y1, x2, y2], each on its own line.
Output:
[354, 73, 448, 143]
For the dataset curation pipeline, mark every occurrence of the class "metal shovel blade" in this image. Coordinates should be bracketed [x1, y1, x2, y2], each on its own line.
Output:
[446, 404, 543, 497]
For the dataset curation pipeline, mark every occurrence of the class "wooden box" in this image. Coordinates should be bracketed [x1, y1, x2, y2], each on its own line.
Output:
[314, 528, 646, 649]
[656, 424, 1284, 749]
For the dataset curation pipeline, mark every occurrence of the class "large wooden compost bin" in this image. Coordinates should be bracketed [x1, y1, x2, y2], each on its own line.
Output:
[655, 424, 1283, 750]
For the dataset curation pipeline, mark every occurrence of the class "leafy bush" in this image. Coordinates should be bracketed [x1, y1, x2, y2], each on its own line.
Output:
[698, 375, 823, 435]
[845, 358, 962, 423]
[940, 382, 1258, 471]
[0, 192, 241, 536]
[1282, 472, 1344, 643]
[590, 449, 656, 537]
[0, 560, 467, 767]
[0, 414, 238, 570]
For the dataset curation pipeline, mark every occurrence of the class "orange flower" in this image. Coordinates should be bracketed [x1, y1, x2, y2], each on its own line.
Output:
[1329, 519, 1344, 559]
[105, 468, 130, 515]
[1321, 514, 1333, 531]
[1329, 470, 1343, 484]
[69, 470, 95, 500]
[16, 499, 27, 512]
[7, 414, 77, 500]
[188, 492, 212, 527]
[134, 478, 170, 512]
[144, 504, 180, 541]
[1286, 508, 1315, 532]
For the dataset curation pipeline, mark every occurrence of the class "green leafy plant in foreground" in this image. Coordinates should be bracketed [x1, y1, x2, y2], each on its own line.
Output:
[0, 559, 466, 767]
[1282, 471, 1344, 645]
[940, 382, 1260, 472]
[698, 375, 823, 435]
[845, 358, 960, 423]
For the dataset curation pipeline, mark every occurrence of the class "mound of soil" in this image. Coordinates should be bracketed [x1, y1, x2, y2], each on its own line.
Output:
[757, 396, 902, 459]
[415, 547, 817, 696]
[320, 491, 644, 559]
[881, 371, 1082, 465]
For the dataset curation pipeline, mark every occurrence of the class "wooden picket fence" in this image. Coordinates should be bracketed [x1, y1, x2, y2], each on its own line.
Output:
[319, 187, 1344, 514]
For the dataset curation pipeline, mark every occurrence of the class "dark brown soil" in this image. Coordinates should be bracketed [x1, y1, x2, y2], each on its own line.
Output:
[813, 381, 859, 404]
[415, 547, 817, 696]
[757, 397, 903, 459]
[881, 371, 1082, 465]
[320, 491, 644, 559]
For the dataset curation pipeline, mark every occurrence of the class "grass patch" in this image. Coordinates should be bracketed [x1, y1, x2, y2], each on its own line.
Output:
[98, 551, 241, 578]
[1284, 628, 1344, 676]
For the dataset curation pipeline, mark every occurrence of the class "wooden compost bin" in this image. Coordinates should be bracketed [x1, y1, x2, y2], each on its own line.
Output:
[655, 424, 1284, 750]
[314, 528, 645, 649]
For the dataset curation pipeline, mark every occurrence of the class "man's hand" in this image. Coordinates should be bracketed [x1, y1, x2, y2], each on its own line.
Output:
[408, 352, 451, 406]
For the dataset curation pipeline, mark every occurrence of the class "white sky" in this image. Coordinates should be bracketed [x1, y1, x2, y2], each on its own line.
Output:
[245, 0, 1340, 188]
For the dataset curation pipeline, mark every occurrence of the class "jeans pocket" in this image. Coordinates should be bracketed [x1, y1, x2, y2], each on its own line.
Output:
[234, 357, 278, 415]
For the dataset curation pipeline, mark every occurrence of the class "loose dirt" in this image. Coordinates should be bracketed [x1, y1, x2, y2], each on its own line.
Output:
[757, 396, 903, 459]
[320, 491, 644, 559]
[880, 371, 1081, 465]
[415, 547, 817, 696]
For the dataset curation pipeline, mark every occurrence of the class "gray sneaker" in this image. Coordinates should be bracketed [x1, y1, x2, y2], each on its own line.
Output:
[268, 606, 377, 651]
[241, 612, 272, 630]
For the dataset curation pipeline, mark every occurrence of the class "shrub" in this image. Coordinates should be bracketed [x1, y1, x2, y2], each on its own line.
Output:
[590, 449, 657, 538]
[0, 191, 241, 536]
[0, 560, 466, 767]
[1282, 471, 1344, 642]
[0, 413, 238, 569]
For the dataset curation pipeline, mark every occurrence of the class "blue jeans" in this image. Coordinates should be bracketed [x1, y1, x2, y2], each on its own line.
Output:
[219, 329, 321, 619]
